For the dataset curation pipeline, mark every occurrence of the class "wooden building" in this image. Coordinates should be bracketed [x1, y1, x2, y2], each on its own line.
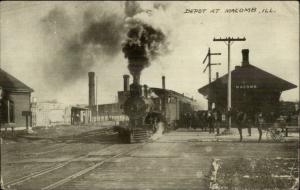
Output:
[198, 49, 297, 117]
[0, 68, 33, 129]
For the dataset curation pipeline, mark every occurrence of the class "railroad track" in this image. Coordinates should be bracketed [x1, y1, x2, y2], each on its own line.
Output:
[5, 143, 147, 190]
[4, 144, 114, 189]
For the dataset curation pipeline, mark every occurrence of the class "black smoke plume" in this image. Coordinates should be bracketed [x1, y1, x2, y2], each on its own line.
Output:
[122, 5, 169, 84]
[125, 1, 142, 17]
[40, 6, 124, 86]
[41, 2, 170, 87]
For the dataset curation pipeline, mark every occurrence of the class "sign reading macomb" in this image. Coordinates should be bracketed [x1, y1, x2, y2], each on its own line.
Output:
[235, 84, 257, 89]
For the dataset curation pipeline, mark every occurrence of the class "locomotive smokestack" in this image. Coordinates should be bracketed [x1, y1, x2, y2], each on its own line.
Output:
[123, 74, 130, 92]
[242, 49, 249, 67]
[133, 75, 140, 85]
[143, 85, 148, 98]
[162, 76, 166, 89]
[88, 72, 96, 107]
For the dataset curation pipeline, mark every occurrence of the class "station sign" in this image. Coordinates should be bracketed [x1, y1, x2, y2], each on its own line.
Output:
[235, 84, 257, 89]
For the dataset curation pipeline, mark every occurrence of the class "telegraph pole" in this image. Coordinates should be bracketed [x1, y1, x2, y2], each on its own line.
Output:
[96, 76, 98, 123]
[202, 48, 221, 110]
[0, 87, 4, 190]
[0, 138, 4, 190]
[213, 37, 246, 131]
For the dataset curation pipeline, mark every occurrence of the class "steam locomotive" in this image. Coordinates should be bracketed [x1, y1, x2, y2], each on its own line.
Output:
[116, 80, 195, 143]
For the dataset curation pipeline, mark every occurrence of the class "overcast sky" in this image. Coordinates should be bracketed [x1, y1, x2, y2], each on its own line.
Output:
[1, 1, 299, 108]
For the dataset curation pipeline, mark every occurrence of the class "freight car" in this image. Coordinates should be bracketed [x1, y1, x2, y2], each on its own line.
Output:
[115, 80, 195, 143]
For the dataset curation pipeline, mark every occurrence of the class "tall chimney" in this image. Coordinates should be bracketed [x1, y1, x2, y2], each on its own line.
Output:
[242, 49, 249, 67]
[216, 72, 219, 79]
[162, 76, 166, 89]
[123, 75, 129, 92]
[88, 72, 95, 107]
[161, 76, 166, 114]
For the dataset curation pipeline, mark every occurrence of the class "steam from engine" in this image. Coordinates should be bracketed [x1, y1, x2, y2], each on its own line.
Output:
[119, 2, 171, 143]
[122, 18, 167, 85]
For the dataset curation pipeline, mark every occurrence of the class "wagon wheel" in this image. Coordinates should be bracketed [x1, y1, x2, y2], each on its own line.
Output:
[267, 128, 284, 142]
[266, 129, 273, 140]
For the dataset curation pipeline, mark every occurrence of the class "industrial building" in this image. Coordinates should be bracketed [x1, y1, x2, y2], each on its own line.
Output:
[0, 68, 33, 130]
[30, 72, 197, 128]
[198, 49, 297, 117]
[31, 101, 92, 127]
[31, 101, 72, 127]
[89, 73, 197, 126]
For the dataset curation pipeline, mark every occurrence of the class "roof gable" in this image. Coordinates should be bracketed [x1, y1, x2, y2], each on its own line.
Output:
[0, 68, 33, 92]
[198, 64, 296, 95]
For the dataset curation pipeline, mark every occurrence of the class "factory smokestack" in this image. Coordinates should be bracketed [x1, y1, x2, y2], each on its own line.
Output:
[161, 76, 166, 114]
[242, 49, 249, 67]
[123, 75, 130, 92]
[162, 76, 166, 89]
[88, 72, 96, 107]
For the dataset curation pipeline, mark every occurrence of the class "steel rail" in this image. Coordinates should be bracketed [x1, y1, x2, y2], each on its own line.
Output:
[41, 143, 147, 190]
[4, 144, 114, 188]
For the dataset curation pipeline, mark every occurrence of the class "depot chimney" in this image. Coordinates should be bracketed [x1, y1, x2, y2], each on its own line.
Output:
[242, 49, 249, 67]
[123, 75, 129, 92]
[162, 76, 166, 89]
[88, 72, 95, 107]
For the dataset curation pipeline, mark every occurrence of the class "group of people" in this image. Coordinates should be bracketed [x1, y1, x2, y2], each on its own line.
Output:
[181, 109, 225, 135]
[234, 110, 280, 142]
[181, 108, 288, 142]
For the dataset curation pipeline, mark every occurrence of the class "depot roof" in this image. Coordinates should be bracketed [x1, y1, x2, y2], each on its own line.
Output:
[198, 64, 297, 96]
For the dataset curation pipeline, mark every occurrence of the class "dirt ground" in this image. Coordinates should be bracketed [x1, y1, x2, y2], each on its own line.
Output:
[1, 125, 298, 190]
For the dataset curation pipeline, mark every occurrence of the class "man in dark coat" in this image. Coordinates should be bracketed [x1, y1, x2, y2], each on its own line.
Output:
[207, 111, 214, 133]
[191, 112, 198, 130]
[236, 111, 247, 142]
[256, 112, 264, 142]
[213, 109, 222, 135]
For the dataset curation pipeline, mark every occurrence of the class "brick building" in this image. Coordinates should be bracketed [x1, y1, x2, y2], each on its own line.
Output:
[0, 68, 33, 129]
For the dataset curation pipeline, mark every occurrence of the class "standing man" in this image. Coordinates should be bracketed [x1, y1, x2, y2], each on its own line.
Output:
[203, 112, 208, 131]
[192, 112, 198, 130]
[256, 112, 264, 142]
[207, 111, 214, 133]
[236, 111, 247, 142]
[197, 111, 203, 130]
[183, 113, 188, 129]
[247, 119, 252, 136]
[213, 109, 222, 135]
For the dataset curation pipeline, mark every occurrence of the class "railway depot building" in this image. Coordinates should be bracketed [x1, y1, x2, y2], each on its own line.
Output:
[198, 49, 297, 117]
[0, 68, 33, 130]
